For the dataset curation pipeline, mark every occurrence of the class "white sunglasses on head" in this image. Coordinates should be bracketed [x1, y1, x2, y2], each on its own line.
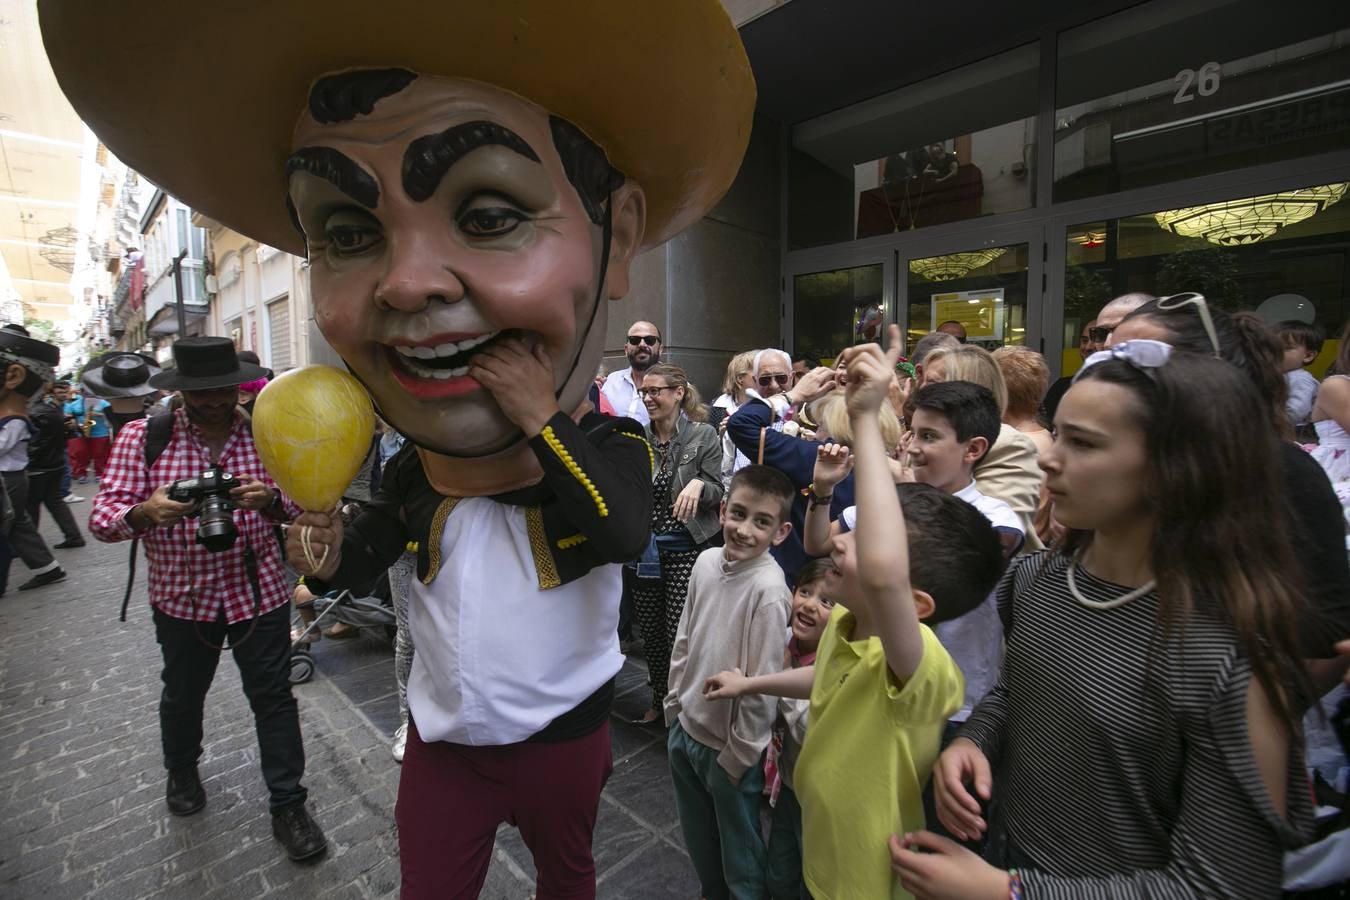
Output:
[1074, 339, 1174, 382]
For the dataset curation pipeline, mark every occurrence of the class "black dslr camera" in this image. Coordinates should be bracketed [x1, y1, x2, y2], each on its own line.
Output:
[167, 467, 239, 552]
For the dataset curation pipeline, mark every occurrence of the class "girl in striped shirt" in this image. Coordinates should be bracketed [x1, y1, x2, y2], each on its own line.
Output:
[890, 342, 1315, 899]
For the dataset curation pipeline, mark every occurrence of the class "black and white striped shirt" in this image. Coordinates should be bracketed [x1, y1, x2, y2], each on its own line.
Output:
[959, 552, 1311, 898]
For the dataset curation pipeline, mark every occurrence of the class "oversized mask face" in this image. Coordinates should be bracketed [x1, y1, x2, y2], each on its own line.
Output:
[288, 75, 639, 457]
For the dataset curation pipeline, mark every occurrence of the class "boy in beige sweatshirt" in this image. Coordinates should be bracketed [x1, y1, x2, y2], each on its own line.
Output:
[664, 464, 795, 899]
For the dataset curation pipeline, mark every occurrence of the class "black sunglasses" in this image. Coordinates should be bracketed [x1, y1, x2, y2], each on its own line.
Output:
[1086, 326, 1112, 343]
[758, 373, 790, 387]
[626, 335, 660, 347]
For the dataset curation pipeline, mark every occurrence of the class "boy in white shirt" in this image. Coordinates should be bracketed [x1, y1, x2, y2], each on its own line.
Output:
[664, 464, 795, 898]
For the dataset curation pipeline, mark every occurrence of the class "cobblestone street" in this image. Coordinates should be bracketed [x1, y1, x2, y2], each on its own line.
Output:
[0, 506, 698, 898]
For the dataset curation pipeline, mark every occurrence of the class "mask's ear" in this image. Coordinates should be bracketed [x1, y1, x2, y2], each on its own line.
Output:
[603, 183, 646, 301]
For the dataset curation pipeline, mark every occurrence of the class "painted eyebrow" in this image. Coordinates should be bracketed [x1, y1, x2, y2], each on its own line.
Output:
[401, 120, 541, 202]
[284, 147, 380, 209]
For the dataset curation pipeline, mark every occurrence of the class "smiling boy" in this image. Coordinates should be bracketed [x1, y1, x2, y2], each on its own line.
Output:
[665, 465, 795, 899]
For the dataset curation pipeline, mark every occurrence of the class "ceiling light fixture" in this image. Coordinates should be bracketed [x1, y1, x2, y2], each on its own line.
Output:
[908, 247, 1008, 282]
[1154, 183, 1348, 246]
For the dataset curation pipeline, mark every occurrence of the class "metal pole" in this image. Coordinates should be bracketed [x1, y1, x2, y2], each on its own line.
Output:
[171, 248, 189, 338]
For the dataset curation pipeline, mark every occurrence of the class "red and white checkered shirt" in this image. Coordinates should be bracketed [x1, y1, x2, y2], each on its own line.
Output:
[89, 408, 300, 623]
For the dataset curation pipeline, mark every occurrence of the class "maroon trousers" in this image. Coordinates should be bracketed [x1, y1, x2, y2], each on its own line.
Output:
[396, 719, 613, 899]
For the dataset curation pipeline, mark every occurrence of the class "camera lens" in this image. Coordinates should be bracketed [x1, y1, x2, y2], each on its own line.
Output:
[196, 495, 238, 552]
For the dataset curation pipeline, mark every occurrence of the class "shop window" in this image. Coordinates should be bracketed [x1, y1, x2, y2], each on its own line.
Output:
[792, 264, 885, 361]
[788, 45, 1039, 251]
[268, 297, 292, 372]
[1061, 180, 1350, 376]
[1055, 0, 1350, 202]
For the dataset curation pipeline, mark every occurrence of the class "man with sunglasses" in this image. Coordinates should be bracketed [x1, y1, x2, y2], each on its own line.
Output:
[1091, 292, 1154, 347]
[602, 321, 663, 425]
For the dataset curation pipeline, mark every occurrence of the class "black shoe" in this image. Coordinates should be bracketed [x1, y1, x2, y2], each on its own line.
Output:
[54, 538, 86, 549]
[18, 568, 66, 591]
[166, 766, 206, 816]
[272, 802, 327, 861]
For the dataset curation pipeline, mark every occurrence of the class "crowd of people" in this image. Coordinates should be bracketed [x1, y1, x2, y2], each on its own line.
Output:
[590, 302, 1350, 898]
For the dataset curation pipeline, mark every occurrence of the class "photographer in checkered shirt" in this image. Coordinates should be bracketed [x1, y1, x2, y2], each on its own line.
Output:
[89, 337, 327, 862]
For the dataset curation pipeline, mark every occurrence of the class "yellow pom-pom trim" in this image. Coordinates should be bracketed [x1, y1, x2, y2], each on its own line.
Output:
[616, 429, 655, 474]
[541, 425, 607, 518]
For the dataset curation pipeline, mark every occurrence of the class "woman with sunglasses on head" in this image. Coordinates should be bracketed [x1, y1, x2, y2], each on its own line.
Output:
[896, 343, 1315, 899]
[1110, 296, 1350, 662]
[629, 364, 724, 725]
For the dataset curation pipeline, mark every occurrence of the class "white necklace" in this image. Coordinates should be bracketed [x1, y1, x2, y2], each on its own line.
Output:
[1065, 561, 1155, 610]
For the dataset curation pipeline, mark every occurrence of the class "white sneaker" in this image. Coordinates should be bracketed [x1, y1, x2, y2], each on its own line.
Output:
[392, 723, 408, 763]
[64, 493, 85, 503]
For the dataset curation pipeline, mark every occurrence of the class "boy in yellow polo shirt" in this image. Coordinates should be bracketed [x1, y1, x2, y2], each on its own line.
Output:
[705, 327, 1005, 899]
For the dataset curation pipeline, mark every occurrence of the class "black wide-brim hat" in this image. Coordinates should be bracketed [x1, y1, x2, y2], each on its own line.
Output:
[81, 351, 162, 398]
[149, 337, 270, 391]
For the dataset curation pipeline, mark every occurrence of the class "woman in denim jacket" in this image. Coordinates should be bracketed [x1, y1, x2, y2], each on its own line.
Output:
[631, 364, 724, 724]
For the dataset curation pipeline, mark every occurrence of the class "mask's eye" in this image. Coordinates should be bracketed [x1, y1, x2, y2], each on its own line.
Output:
[458, 205, 526, 238]
[323, 209, 382, 257]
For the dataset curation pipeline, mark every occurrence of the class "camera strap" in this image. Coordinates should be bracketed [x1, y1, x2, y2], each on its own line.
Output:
[189, 536, 264, 652]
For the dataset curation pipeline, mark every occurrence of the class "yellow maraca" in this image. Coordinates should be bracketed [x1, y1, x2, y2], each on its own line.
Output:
[252, 365, 375, 571]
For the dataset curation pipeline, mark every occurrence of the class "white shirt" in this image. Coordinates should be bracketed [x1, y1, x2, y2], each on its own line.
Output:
[600, 368, 649, 425]
[953, 480, 1023, 537]
[407, 497, 625, 745]
[0, 418, 30, 472]
[1285, 369, 1319, 427]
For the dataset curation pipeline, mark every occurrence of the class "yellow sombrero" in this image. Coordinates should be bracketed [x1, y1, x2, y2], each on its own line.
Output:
[38, 0, 755, 256]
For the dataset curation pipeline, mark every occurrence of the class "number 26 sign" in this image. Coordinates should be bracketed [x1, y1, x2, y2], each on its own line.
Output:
[1174, 62, 1221, 104]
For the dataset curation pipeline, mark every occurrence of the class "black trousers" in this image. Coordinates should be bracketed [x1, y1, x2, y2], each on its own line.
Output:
[26, 468, 82, 543]
[0, 471, 55, 571]
[153, 602, 307, 810]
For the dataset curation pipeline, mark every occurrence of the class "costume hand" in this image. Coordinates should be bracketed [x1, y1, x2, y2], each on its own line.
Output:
[229, 476, 275, 511]
[888, 831, 1009, 900]
[140, 484, 195, 527]
[813, 443, 853, 492]
[285, 509, 343, 580]
[786, 365, 837, 406]
[672, 479, 703, 522]
[703, 668, 747, 700]
[841, 325, 903, 417]
[932, 738, 992, 840]
[468, 337, 560, 436]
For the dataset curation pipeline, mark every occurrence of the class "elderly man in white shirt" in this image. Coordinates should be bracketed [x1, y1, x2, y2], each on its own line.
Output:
[601, 320, 662, 424]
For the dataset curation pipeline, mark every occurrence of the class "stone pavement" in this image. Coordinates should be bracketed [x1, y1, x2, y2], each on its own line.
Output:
[0, 502, 701, 898]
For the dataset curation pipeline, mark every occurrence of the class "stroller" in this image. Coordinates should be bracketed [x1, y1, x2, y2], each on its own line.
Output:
[289, 573, 397, 684]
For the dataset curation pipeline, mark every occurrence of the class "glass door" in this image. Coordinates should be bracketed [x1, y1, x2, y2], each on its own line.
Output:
[895, 226, 1046, 362]
[784, 251, 895, 363]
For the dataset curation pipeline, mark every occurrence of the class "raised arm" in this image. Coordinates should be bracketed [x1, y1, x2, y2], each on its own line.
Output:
[803, 443, 852, 556]
[704, 664, 815, 701]
[844, 327, 923, 681]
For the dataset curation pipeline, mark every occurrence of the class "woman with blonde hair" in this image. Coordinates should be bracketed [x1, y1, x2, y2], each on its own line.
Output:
[631, 364, 724, 723]
[923, 343, 1043, 549]
[710, 349, 756, 429]
[993, 346, 1055, 544]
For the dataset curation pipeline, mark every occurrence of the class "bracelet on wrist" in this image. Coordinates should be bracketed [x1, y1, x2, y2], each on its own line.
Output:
[806, 483, 833, 508]
[1008, 868, 1024, 900]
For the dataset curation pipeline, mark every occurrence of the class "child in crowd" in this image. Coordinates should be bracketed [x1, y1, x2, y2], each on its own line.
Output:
[706, 327, 1006, 899]
[808, 379, 1023, 732]
[764, 557, 834, 900]
[664, 464, 796, 899]
[898, 342, 1315, 897]
[1278, 319, 1324, 434]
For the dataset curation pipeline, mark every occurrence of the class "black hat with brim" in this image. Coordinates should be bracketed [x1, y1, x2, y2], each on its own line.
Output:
[148, 336, 269, 391]
[81, 352, 163, 398]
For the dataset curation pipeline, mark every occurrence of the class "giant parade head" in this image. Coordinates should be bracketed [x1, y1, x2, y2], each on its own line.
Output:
[40, 0, 754, 488]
